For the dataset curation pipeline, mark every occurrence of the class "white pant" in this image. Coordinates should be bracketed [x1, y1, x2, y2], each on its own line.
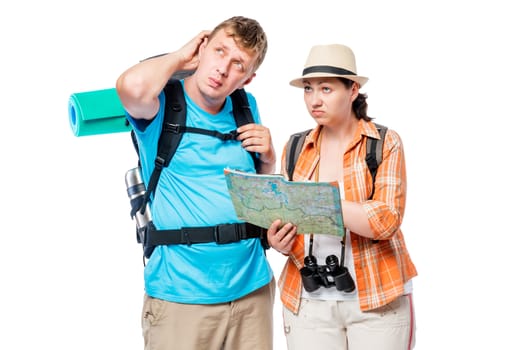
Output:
[282, 294, 416, 350]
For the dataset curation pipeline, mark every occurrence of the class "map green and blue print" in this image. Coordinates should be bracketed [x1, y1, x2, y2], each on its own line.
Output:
[224, 168, 344, 237]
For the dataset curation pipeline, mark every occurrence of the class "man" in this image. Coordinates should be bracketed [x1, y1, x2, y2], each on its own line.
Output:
[116, 16, 276, 350]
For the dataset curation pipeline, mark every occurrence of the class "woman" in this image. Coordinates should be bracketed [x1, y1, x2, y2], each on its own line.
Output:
[267, 44, 418, 350]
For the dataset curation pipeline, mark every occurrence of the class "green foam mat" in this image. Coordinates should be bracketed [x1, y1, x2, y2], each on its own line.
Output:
[68, 88, 131, 136]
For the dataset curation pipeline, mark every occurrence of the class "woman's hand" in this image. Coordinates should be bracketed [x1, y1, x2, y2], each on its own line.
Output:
[267, 219, 297, 255]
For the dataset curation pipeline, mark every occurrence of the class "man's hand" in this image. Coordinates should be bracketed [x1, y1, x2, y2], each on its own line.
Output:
[174, 30, 211, 72]
[236, 123, 276, 173]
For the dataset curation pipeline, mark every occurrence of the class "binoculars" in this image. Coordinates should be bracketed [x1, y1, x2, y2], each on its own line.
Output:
[300, 255, 355, 293]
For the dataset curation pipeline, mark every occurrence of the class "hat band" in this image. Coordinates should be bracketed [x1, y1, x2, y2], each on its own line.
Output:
[303, 65, 356, 76]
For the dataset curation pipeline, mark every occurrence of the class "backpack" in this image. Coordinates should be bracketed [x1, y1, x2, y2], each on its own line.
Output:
[129, 79, 265, 259]
[285, 122, 388, 199]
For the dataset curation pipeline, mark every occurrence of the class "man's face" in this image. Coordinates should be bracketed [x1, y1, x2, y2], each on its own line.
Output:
[195, 28, 257, 100]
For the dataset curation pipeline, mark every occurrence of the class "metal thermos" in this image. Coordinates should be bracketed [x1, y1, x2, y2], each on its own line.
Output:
[125, 167, 152, 234]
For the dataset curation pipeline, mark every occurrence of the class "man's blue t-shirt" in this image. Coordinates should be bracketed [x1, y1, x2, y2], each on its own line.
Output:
[127, 80, 273, 304]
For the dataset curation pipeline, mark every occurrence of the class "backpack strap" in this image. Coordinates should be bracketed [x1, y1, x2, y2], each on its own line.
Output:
[230, 89, 260, 170]
[147, 222, 266, 246]
[138, 80, 186, 213]
[230, 88, 254, 126]
[365, 122, 388, 199]
[285, 129, 311, 180]
[285, 123, 388, 195]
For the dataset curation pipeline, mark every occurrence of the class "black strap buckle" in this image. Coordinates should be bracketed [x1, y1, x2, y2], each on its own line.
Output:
[181, 228, 192, 246]
[220, 130, 239, 141]
[164, 123, 182, 133]
[214, 224, 242, 244]
[154, 156, 166, 168]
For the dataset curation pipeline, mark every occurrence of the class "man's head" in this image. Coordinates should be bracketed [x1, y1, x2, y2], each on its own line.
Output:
[209, 16, 268, 73]
[188, 16, 267, 110]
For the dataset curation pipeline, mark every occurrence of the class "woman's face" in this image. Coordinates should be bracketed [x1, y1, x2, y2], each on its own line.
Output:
[302, 77, 358, 126]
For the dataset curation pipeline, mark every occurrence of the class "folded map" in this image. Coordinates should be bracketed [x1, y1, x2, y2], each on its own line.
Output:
[224, 168, 344, 236]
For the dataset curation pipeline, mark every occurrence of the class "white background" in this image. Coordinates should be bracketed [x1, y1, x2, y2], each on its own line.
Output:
[1, 0, 523, 349]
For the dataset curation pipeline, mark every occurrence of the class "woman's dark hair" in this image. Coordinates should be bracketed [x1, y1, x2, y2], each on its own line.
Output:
[339, 78, 371, 121]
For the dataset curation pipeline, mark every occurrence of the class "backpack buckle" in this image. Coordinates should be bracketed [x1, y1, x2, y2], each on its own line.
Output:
[214, 224, 241, 244]
[221, 130, 238, 141]
[154, 156, 166, 168]
[165, 123, 181, 134]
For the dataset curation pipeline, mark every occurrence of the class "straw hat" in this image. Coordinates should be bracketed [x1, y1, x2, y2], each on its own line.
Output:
[289, 44, 368, 87]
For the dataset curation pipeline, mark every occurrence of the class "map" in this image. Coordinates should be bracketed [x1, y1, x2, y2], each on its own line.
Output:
[224, 169, 344, 236]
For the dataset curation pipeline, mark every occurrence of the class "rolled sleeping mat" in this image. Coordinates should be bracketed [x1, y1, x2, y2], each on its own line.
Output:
[68, 64, 195, 137]
[68, 88, 131, 137]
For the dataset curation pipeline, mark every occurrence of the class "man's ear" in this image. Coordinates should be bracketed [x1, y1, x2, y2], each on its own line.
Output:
[241, 73, 256, 87]
[198, 37, 208, 58]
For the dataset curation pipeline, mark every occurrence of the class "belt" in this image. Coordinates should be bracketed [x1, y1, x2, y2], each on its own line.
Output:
[147, 222, 267, 246]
